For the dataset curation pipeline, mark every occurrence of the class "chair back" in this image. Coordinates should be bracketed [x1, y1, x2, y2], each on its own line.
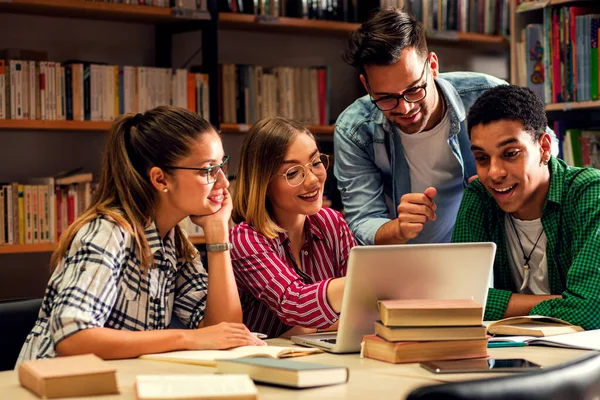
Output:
[407, 352, 600, 400]
[0, 298, 42, 371]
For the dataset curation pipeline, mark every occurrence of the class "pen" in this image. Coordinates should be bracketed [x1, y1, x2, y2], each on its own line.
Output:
[488, 342, 526, 348]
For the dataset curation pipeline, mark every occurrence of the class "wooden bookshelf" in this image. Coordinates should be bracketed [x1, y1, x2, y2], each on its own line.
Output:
[0, 237, 206, 254]
[0, 243, 56, 254]
[0, 0, 209, 24]
[0, 120, 111, 131]
[219, 12, 509, 49]
[545, 101, 600, 112]
[220, 123, 334, 135]
[189, 237, 206, 245]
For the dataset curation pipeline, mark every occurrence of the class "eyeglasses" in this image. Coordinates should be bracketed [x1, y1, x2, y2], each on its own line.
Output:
[162, 156, 230, 185]
[279, 154, 329, 187]
[369, 58, 430, 112]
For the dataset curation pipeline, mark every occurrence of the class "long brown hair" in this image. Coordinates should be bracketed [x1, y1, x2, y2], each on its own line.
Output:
[51, 106, 215, 272]
[232, 117, 315, 239]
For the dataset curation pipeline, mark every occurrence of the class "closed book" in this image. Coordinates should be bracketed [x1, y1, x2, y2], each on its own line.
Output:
[140, 345, 322, 367]
[135, 374, 257, 400]
[18, 354, 118, 399]
[378, 299, 483, 327]
[486, 316, 584, 337]
[361, 335, 488, 364]
[374, 321, 487, 342]
[216, 357, 349, 389]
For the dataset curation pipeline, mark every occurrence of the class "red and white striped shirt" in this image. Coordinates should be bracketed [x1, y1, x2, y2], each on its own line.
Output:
[231, 207, 356, 338]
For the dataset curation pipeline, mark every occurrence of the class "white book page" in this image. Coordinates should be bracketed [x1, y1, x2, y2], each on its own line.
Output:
[136, 375, 256, 399]
[529, 329, 600, 350]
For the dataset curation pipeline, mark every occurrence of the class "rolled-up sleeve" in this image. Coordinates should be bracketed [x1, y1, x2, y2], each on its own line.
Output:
[174, 255, 208, 329]
[232, 228, 338, 328]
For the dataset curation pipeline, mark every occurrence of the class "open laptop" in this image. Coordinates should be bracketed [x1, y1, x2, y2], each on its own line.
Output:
[291, 242, 496, 353]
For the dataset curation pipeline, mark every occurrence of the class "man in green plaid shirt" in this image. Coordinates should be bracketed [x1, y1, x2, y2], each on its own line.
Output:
[452, 85, 600, 330]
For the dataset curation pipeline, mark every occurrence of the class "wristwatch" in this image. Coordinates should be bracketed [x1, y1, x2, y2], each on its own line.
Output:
[206, 242, 233, 252]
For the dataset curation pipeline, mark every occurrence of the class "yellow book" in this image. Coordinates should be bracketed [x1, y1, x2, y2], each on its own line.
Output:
[140, 345, 322, 367]
[486, 316, 584, 337]
[378, 299, 483, 327]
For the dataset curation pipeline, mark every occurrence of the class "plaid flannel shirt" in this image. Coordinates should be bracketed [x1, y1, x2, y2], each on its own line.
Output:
[16, 216, 208, 365]
[452, 156, 600, 330]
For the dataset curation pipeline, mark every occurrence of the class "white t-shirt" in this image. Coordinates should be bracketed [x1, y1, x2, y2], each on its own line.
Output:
[504, 214, 550, 294]
[399, 110, 462, 194]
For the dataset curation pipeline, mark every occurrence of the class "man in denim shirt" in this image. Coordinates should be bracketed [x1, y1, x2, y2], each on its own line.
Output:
[334, 8, 508, 246]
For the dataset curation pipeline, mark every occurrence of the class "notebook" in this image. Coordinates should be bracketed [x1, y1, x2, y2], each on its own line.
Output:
[135, 375, 257, 400]
[488, 329, 600, 351]
[140, 346, 322, 367]
[216, 358, 349, 388]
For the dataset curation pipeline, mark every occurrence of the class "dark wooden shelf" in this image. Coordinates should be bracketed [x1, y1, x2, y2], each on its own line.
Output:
[545, 101, 600, 112]
[219, 12, 509, 49]
[0, 243, 56, 254]
[0, 120, 111, 131]
[0, 0, 209, 24]
[220, 123, 334, 135]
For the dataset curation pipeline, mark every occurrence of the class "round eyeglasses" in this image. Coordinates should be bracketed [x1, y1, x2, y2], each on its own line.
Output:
[279, 154, 329, 187]
[162, 156, 230, 185]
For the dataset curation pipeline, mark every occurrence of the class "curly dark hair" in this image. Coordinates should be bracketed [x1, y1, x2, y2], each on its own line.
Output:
[342, 7, 428, 74]
[467, 85, 547, 141]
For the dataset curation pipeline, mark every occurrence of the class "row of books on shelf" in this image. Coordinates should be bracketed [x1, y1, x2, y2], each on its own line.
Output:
[0, 60, 210, 122]
[85, 0, 209, 9]
[538, 5, 600, 104]
[0, 173, 94, 246]
[221, 0, 509, 35]
[554, 122, 600, 169]
[0, 180, 207, 247]
[220, 64, 329, 125]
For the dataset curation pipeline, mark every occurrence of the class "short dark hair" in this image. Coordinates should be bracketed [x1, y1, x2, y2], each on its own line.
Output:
[467, 85, 547, 141]
[343, 7, 428, 73]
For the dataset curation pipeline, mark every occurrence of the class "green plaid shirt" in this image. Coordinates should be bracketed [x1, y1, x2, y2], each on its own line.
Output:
[452, 156, 600, 330]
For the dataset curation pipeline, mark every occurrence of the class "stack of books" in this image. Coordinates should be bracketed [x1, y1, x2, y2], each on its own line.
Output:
[361, 299, 489, 364]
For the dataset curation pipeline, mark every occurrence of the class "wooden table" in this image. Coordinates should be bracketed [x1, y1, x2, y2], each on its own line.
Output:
[0, 339, 591, 400]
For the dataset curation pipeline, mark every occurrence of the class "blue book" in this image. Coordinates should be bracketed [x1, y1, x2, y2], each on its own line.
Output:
[216, 357, 349, 388]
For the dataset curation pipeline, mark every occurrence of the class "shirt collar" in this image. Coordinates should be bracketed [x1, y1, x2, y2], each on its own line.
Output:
[545, 156, 563, 207]
[145, 221, 178, 270]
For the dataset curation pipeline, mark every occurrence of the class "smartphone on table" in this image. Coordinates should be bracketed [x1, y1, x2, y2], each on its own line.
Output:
[421, 358, 542, 374]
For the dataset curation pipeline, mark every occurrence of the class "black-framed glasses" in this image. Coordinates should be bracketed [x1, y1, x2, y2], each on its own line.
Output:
[369, 58, 430, 112]
[163, 156, 230, 185]
[279, 154, 329, 187]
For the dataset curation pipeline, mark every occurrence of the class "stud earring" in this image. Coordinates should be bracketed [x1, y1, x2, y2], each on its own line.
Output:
[163, 188, 168, 193]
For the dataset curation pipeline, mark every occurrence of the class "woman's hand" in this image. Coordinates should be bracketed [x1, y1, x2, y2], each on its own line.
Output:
[190, 189, 232, 243]
[185, 322, 265, 350]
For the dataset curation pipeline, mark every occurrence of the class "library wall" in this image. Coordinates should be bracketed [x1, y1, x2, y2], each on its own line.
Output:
[0, 13, 508, 300]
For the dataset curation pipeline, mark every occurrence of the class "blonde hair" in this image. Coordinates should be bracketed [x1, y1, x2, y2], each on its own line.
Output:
[51, 106, 216, 273]
[233, 117, 315, 239]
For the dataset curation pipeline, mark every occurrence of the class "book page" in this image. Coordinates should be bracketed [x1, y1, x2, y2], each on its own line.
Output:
[231, 345, 321, 358]
[136, 375, 257, 399]
[529, 329, 600, 350]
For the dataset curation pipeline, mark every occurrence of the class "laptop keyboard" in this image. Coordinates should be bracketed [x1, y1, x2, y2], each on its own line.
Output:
[319, 338, 337, 344]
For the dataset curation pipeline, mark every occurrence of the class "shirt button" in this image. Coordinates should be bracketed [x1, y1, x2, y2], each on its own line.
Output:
[149, 297, 154, 303]
[303, 250, 308, 255]
[80, 266, 86, 272]
[154, 298, 161, 305]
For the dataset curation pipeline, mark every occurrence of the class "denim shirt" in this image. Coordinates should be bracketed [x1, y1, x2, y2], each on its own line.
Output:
[333, 72, 508, 245]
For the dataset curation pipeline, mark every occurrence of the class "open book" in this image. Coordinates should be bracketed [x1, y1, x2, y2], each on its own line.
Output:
[140, 346, 322, 367]
[488, 329, 600, 351]
[486, 316, 583, 337]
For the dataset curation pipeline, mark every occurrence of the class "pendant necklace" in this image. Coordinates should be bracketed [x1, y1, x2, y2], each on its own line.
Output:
[508, 215, 544, 291]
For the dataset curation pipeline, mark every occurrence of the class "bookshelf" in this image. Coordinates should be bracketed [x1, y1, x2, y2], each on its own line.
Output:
[0, 0, 210, 23]
[220, 123, 334, 135]
[219, 12, 509, 50]
[545, 101, 600, 112]
[0, 120, 110, 132]
[0, 236, 206, 255]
